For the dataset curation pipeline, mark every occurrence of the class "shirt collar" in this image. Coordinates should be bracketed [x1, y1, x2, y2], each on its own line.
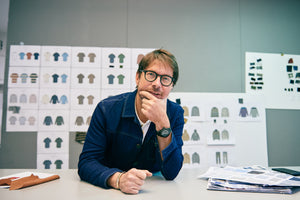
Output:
[122, 89, 138, 119]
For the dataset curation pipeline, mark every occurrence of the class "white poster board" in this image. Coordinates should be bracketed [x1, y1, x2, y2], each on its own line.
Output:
[245, 52, 300, 109]
[169, 92, 268, 168]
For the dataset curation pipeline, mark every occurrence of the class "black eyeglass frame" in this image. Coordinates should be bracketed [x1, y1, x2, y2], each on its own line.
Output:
[140, 70, 174, 87]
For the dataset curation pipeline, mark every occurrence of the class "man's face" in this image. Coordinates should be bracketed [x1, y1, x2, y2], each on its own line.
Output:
[136, 60, 174, 100]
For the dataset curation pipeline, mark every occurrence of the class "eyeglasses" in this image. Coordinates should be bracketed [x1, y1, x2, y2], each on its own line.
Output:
[140, 70, 174, 87]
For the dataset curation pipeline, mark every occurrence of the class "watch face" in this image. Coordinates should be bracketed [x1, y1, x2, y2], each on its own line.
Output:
[162, 129, 169, 136]
[158, 128, 171, 137]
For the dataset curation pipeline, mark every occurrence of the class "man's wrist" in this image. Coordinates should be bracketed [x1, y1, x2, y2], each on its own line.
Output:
[116, 172, 125, 189]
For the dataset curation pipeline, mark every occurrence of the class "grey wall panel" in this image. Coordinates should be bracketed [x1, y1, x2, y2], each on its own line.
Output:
[266, 109, 300, 166]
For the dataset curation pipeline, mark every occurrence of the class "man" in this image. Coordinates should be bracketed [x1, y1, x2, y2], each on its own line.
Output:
[78, 49, 184, 194]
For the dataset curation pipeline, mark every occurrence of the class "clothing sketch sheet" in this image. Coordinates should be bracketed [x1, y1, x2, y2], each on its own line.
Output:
[37, 132, 69, 154]
[246, 52, 300, 109]
[9, 45, 41, 66]
[71, 46, 102, 67]
[37, 153, 69, 170]
[168, 92, 268, 169]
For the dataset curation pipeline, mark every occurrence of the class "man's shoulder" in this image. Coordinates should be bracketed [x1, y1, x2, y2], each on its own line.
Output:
[167, 98, 184, 112]
[102, 91, 132, 104]
[98, 91, 134, 111]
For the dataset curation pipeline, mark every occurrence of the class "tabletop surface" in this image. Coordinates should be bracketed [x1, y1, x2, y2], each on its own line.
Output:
[1, 168, 300, 200]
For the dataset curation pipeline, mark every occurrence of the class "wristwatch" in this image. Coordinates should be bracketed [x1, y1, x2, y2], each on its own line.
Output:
[157, 127, 172, 138]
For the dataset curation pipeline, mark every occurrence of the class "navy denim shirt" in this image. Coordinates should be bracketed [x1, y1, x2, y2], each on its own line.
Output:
[78, 90, 184, 189]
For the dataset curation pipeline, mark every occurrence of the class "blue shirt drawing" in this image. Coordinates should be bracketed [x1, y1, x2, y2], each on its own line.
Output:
[60, 95, 68, 104]
[61, 74, 68, 83]
[62, 52, 68, 61]
[19, 52, 25, 60]
[53, 52, 60, 61]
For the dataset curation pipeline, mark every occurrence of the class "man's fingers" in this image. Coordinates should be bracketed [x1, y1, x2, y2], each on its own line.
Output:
[144, 170, 153, 177]
[140, 91, 154, 100]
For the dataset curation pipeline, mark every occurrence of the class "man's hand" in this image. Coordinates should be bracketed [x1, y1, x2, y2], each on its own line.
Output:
[139, 91, 169, 130]
[119, 168, 152, 194]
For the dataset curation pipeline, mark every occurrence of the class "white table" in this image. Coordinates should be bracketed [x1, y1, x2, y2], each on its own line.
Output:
[1, 168, 300, 200]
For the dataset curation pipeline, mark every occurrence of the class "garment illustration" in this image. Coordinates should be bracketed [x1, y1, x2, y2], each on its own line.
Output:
[30, 73, 38, 83]
[212, 129, 220, 140]
[29, 94, 37, 103]
[137, 54, 144, 64]
[53, 52, 60, 61]
[50, 95, 59, 104]
[43, 116, 53, 126]
[55, 160, 63, 169]
[211, 107, 219, 117]
[20, 73, 28, 83]
[118, 53, 125, 63]
[43, 160, 51, 169]
[52, 74, 59, 83]
[191, 129, 200, 141]
[191, 106, 200, 116]
[250, 107, 259, 118]
[239, 107, 248, 117]
[77, 52, 85, 62]
[19, 94, 27, 103]
[117, 74, 125, 84]
[107, 74, 115, 84]
[9, 116, 17, 125]
[10, 73, 19, 83]
[221, 129, 229, 140]
[42, 95, 50, 104]
[55, 116, 64, 126]
[182, 129, 189, 141]
[108, 53, 115, 63]
[44, 137, 51, 148]
[87, 95, 94, 105]
[44, 52, 51, 61]
[221, 107, 229, 117]
[62, 53, 69, 62]
[192, 152, 200, 164]
[216, 152, 221, 164]
[223, 152, 228, 164]
[88, 53, 96, 62]
[75, 116, 84, 126]
[60, 95, 68, 104]
[33, 52, 39, 60]
[86, 116, 91, 125]
[28, 116, 36, 125]
[77, 95, 84, 104]
[183, 153, 190, 164]
[19, 52, 25, 60]
[88, 74, 95, 83]
[10, 94, 18, 103]
[61, 74, 68, 83]
[55, 137, 63, 148]
[19, 116, 26, 125]
[77, 74, 84, 83]
[26, 52, 32, 59]
[43, 73, 50, 83]
[182, 106, 189, 116]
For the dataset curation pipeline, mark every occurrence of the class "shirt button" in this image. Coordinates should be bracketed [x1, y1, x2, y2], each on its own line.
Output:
[136, 144, 141, 149]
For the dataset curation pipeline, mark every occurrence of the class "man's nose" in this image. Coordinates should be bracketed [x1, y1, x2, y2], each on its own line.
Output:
[152, 76, 162, 87]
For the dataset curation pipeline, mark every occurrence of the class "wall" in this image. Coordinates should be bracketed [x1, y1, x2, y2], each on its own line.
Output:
[0, 0, 300, 168]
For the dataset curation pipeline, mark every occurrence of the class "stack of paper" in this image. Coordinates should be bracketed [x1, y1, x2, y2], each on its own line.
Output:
[199, 166, 300, 194]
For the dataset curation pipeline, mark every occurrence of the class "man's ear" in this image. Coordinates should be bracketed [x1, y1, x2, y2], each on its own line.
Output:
[135, 72, 140, 86]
